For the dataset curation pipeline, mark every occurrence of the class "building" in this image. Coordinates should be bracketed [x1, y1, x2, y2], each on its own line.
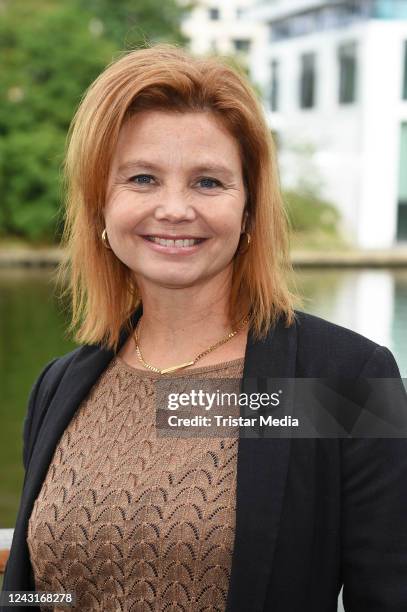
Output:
[180, 0, 267, 66]
[246, 0, 407, 248]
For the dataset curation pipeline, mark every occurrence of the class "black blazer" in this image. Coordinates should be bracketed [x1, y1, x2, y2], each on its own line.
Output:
[2, 307, 407, 612]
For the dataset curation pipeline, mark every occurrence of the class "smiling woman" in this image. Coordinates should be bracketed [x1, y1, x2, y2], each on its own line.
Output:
[54, 43, 294, 358]
[2, 43, 407, 612]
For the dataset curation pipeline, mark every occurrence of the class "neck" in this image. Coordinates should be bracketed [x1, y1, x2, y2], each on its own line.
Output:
[132, 271, 247, 367]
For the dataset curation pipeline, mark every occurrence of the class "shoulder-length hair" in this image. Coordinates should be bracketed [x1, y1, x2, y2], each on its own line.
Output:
[55, 43, 299, 352]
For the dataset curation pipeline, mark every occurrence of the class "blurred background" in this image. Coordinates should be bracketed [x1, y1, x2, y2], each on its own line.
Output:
[0, 1, 406, 606]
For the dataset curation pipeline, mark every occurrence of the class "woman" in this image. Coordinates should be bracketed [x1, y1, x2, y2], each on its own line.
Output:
[2, 44, 407, 612]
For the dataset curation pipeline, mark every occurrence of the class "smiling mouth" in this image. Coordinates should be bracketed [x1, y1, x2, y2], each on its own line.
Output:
[142, 236, 207, 247]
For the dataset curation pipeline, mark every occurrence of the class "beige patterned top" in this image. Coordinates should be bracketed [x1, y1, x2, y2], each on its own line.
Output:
[27, 354, 245, 612]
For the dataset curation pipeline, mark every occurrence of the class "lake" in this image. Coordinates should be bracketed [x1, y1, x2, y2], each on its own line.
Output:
[1, 266, 406, 530]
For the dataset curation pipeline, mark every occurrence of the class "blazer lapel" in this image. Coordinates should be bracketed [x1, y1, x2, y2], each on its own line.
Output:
[225, 314, 298, 612]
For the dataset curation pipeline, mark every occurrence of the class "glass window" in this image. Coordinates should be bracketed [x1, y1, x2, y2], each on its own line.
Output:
[271, 20, 291, 42]
[270, 59, 280, 111]
[270, 2, 370, 42]
[209, 7, 220, 20]
[338, 42, 357, 104]
[233, 39, 251, 52]
[299, 52, 316, 109]
[403, 41, 407, 100]
[374, 0, 407, 19]
[397, 122, 407, 240]
[291, 11, 319, 37]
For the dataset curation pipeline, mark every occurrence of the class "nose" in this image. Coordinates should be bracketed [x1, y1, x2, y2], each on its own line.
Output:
[154, 189, 196, 223]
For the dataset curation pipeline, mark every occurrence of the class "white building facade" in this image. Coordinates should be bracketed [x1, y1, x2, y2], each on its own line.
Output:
[247, 0, 407, 248]
[180, 0, 267, 66]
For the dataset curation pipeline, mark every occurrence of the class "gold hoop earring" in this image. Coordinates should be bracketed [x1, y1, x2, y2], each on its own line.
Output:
[101, 228, 112, 250]
[238, 231, 251, 254]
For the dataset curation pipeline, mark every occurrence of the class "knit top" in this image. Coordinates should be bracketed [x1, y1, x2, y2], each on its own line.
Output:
[27, 354, 245, 612]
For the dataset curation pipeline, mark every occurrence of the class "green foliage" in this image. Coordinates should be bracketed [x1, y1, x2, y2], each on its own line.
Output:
[283, 188, 341, 236]
[0, 126, 65, 241]
[75, 0, 191, 48]
[0, 0, 189, 244]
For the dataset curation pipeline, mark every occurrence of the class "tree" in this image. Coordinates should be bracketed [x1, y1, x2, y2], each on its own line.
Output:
[0, 0, 190, 243]
[75, 0, 191, 49]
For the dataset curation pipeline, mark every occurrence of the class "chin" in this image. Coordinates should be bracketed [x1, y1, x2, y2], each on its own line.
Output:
[136, 267, 202, 287]
[153, 275, 204, 289]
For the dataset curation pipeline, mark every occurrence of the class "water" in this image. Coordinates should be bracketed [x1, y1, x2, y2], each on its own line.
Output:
[296, 268, 407, 376]
[1, 266, 406, 528]
[0, 267, 405, 609]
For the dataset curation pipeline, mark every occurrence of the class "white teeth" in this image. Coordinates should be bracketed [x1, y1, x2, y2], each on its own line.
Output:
[148, 237, 202, 247]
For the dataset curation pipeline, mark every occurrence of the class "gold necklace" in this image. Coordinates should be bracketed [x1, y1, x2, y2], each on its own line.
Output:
[133, 315, 249, 375]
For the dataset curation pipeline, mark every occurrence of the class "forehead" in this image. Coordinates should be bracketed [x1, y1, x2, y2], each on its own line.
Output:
[113, 109, 242, 169]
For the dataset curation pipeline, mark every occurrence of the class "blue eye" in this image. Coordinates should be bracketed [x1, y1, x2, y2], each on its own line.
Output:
[198, 177, 222, 188]
[130, 174, 154, 184]
[128, 175, 222, 188]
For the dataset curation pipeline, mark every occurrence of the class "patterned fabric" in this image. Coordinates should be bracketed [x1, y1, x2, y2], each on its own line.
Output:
[27, 355, 244, 611]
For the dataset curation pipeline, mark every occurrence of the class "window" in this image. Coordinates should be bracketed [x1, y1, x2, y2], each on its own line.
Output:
[299, 52, 316, 109]
[233, 39, 251, 52]
[291, 11, 319, 37]
[374, 0, 407, 19]
[338, 42, 357, 104]
[270, 2, 370, 42]
[397, 122, 407, 240]
[270, 59, 280, 111]
[209, 7, 220, 20]
[403, 41, 407, 100]
[271, 19, 291, 42]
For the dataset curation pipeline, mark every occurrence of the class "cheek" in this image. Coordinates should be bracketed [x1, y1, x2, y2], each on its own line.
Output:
[212, 213, 244, 237]
[105, 192, 147, 227]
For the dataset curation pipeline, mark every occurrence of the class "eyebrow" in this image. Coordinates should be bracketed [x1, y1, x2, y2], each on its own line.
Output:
[117, 159, 236, 181]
